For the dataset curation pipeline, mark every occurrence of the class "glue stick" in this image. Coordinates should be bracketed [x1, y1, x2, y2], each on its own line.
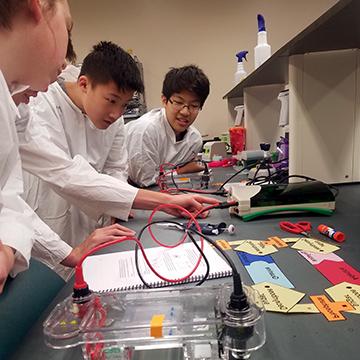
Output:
[317, 224, 345, 243]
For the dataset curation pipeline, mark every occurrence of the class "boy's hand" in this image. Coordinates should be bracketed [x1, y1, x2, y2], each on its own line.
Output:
[176, 161, 205, 175]
[162, 194, 219, 218]
[0, 241, 15, 294]
[61, 224, 136, 267]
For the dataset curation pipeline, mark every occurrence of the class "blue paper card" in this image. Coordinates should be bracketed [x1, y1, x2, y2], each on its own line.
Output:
[237, 252, 294, 288]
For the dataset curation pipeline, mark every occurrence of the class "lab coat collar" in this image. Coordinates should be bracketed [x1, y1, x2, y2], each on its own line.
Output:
[53, 81, 85, 116]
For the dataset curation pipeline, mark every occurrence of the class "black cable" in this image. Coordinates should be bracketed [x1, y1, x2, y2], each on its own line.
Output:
[279, 174, 317, 183]
[133, 205, 249, 310]
[248, 160, 279, 185]
[279, 174, 339, 198]
[169, 168, 194, 190]
[187, 231, 209, 286]
[134, 220, 210, 288]
[187, 227, 246, 306]
[217, 161, 261, 191]
[169, 161, 227, 196]
[271, 157, 288, 165]
[248, 163, 262, 185]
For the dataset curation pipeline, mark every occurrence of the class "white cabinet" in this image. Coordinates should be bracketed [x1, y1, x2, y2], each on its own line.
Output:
[223, 0, 360, 184]
[243, 84, 285, 152]
[289, 49, 360, 183]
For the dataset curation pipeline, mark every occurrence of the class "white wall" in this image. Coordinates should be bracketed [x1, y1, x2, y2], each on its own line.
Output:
[68, 0, 337, 137]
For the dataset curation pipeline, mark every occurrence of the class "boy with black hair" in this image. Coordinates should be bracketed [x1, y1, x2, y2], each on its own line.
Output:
[125, 65, 210, 187]
[18, 43, 217, 275]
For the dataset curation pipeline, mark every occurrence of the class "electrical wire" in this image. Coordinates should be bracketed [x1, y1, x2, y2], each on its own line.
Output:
[186, 227, 245, 297]
[134, 220, 210, 288]
[167, 160, 227, 196]
[73, 201, 246, 309]
[278, 174, 339, 198]
[217, 162, 260, 190]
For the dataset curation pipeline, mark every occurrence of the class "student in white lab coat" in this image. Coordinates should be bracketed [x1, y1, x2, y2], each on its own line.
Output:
[0, 0, 135, 293]
[125, 65, 210, 187]
[18, 42, 218, 262]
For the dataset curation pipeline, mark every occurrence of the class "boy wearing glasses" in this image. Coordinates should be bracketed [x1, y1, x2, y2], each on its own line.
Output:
[125, 65, 210, 187]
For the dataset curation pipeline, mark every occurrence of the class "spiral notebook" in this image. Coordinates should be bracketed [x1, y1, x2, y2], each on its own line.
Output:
[83, 241, 232, 292]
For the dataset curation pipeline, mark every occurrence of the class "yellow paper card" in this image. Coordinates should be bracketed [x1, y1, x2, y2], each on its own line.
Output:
[282, 237, 303, 243]
[228, 240, 246, 246]
[288, 303, 320, 313]
[235, 240, 278, 256]
[310, 294, 354, 321]
[291, 238, 339, 254]
[252, 282, 305, 313]
[263, 236, 288, 248]
[215, 239, 232, 250]
[325, 282, 360, 314]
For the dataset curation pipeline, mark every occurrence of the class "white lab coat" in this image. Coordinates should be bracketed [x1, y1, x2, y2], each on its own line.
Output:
[125, 108, 202, 187]
[0, 71, 72, 278]
[18, 82, 138, 249]
[58, 64, 81, 82]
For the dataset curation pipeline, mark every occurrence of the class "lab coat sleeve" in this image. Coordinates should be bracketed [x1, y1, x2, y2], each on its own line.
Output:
[0, 101, 33, 276]
[102, 119, 129, 183]
[0, 199, 33, 277]
[30, 211, 73, 271]
[19, 107, 138, 221]
[0, 74, 71, 277]
[0, 160, 72, 276]
[0, 195, 72, 276]
[127, 128, 161, 187]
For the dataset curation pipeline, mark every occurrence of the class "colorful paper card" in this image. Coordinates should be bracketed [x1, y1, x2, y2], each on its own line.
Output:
[292, 238, 339, 254]
[228, 240, 245, 246]
[215, 239, 232, 250]
[252, 282, 305, 313]
[238, 252, 294, 288]
[234, 240, 278, 256]
[288, 303, 320, 313]
[263, 236, 288, 248]
[299, 251, 360, 285]
[310, 294, 354, 321]
[282, 237, 303, 243]
[325, 282, 360, 314]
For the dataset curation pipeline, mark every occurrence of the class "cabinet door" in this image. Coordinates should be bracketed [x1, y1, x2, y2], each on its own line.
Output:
[244, 84, 285, 151]
[289, 49, 358, 183]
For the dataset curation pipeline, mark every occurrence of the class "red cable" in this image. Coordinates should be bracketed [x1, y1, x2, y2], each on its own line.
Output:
[145, 203, 205, 282]
[76, 201, 237, 289]
[147, 203, 202, 248]
[75, 206, 207, 287]
[165, 187, 226, 194]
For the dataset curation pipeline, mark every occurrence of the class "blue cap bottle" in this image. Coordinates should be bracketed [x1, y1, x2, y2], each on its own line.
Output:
[235, 50, 248, 85]
[254, 14, 271, 69]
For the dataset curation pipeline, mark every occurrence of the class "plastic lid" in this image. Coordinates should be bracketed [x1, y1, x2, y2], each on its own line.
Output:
[236, 50, 248, 63]
[257, 14, 266, 32]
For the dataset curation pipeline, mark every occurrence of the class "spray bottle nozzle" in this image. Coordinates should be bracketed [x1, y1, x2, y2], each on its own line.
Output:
[257, 14, 266, 32]
[236, 50, 248, 63]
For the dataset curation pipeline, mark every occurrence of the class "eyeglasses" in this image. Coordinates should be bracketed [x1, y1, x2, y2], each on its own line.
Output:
[168, 98, 201, 113]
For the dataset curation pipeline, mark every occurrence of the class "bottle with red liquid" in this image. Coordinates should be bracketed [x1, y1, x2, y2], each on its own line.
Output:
[229, 105, 246, 156]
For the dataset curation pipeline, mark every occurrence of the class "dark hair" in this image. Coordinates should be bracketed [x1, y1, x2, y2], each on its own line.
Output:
[79, 41, 144, 93]
[66, 32, 77, 64]
[0, 0, 57, 29]
[162, 65, 210, 107]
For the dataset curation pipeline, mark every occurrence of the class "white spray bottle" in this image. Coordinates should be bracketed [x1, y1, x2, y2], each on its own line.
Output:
[254, 14, 271, 69]
[234, 50, 248, 85]
[234, 105, 244, 126]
